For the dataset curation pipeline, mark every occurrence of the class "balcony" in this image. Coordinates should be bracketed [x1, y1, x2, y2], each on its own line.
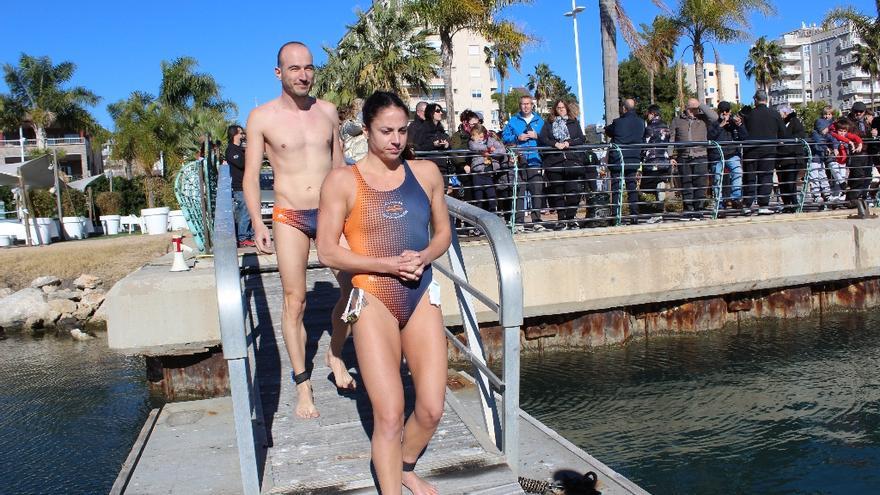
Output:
[782, 67, 802, 76]
[840, 69, 869, 80]
[0, 137, 85, 147]
[840, 39, 855, 51]
[780, 51, 801, 62]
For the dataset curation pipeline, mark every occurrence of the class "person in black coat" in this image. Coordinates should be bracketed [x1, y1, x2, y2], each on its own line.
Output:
[416, 103, 453, 186]
[743, 90, 785, 212]
[777, 105, 807, 209]
[406, 101, 429, 153]
[605, 98, 646, 220]
[539, 99, 587, 229]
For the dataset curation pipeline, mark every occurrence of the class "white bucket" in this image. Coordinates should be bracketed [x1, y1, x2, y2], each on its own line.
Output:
[0, 235, 12, 247]
[45, 218, 60, 239]
[168, 210, 188, 231]
[141, 207, 170, 235]
[62, 217, 85, 239]
[29, 218, 53, 245]
[100, 215, 121, 236]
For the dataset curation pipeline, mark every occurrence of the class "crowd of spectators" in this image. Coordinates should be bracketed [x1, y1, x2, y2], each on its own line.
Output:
[397, 90, 880, 231]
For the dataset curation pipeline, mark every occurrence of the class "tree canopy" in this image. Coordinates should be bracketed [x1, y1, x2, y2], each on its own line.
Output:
[0, 54, 100, 147]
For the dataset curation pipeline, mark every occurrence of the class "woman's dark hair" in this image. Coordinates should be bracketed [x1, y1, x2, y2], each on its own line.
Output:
[361, 91, 415, 160]
[362, 91, 409, 129]
[226, 125, 242, 143]
[424, 103, 445, 130]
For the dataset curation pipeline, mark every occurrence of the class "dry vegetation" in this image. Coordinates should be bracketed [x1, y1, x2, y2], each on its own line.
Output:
[0, 233, 187, 291]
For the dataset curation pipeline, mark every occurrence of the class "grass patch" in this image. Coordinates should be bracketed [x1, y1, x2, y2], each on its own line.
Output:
[0, 232, 187, 291]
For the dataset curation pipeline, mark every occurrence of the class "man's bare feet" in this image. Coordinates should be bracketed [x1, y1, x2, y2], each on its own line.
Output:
[325, 350, 357, 391]
[295, 381, 320, 419]
[402, 471, 438, 495]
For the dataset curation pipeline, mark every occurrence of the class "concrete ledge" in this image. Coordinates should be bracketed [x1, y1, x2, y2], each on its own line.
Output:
[107, 212, 880, 356]
[435, 213, 880, 325]
[107, 255, 221, 355]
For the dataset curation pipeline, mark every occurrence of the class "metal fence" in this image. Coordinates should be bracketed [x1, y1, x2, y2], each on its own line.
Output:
[417, 137, 880, 234]
[212, 164, 525, 490]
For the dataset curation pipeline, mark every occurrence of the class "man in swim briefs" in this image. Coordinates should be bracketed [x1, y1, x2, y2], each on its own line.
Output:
[243, 41, 354, 419]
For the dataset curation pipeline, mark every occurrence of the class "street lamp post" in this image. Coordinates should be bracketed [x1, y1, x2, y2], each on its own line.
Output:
[564, 1, 587, 131]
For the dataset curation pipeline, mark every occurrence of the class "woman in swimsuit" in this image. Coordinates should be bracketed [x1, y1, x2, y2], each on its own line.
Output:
[316, 91, 451, 495]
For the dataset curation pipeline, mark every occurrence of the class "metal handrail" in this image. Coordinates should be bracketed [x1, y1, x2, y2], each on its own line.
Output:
[441, 195, 523, 476]
[213, 163, 261, 494]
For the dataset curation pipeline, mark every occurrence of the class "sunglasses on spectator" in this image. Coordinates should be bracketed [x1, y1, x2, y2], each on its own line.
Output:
[434, 109, 443, 113]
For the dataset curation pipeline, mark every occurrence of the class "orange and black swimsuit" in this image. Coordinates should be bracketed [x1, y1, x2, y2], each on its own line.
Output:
[344, 161, 432, 328]
[273, 207, 318, 239]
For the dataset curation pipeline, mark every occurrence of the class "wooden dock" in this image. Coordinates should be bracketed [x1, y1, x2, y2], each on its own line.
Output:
[117, 267, 648, 494]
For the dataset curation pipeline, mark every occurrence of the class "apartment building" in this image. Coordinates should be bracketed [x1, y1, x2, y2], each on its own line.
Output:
[410, 31, 500, 130]
[684, 62, 742, 107]
[0, 125, 103, 179]
[769, 22, 879, 112]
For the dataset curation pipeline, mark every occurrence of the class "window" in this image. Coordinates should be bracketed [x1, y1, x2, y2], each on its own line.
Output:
[709, 87, 715, 94]
[826, 54, 831, 67]
[470, 68, 481, 78]
[827, 69, 832, 81]
[826, 41, 831, 52]
[819, 56, 823, 69]
[468, 44, 480, 56]
[709, 70, 714, 77]
[820, 72, 825, 83]
[471, 89, 482, 98]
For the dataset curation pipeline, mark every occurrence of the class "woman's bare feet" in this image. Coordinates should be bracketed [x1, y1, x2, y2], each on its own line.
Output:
[402, 471, 438, 495]
[326, 350, 357, 391]
[295, 381, 320, 419]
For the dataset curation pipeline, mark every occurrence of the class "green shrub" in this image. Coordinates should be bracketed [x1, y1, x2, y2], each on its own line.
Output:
[29, 189, 57, 217]
[0, 186, 14, 212]
[61, 187, 88, 217]
[95, 191, 123, 215]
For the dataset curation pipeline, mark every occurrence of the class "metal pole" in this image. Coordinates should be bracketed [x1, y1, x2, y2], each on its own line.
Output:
[18, 174, 32, 247]
[53, 149, 65, 241]
[19, 127, 25, 164]
[569, 1, 587, 131]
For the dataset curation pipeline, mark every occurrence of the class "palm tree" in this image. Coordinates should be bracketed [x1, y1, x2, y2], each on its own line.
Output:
[108, 92, 178, 207]
[159, 57, 235, 114]
[407, 0, 533, 130]
[854, 37, 880, 111]
[314, 2, 439, 107]
[670, 0, 775, 104]
[823, 4, 880, 110]
[598, 0, 670, 123]
[0, 54, 99, 148]
[635, 16, 680, 104]
[744, 36, 783, 93]
[485, 26, 530, 124]
[527, 63, 554, 114]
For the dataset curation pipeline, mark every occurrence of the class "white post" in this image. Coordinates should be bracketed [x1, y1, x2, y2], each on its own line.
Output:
[18, 126, 25, 163]
[566, 2, 587, 131]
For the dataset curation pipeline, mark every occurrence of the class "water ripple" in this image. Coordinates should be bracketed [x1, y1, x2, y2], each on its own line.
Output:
[520, 312, 880, 494]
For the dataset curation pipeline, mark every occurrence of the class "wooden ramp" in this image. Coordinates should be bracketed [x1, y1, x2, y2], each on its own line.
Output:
[247, 268, 524, 494]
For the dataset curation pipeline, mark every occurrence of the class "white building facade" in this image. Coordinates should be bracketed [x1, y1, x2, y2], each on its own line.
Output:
[409, 31, 500, 130]
[684, 63, 742, 107]
[769, 22, 879, 112]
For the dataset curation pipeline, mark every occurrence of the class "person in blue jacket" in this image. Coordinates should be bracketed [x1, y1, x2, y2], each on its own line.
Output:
[502, 94, 546, 231]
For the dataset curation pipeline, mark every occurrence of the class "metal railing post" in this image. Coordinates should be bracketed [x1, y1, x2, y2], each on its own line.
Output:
[609, 144, 625, 226]
[709, 141, 725, 220]
[797, 138, 813, 213]
[510, 151, 520, 234]
[214, 164, 261, 495]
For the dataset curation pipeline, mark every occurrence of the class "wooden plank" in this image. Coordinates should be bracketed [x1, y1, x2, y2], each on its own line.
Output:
[109, 406, 161, 495]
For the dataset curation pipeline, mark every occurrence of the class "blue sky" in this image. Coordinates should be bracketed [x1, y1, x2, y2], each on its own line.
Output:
[1, 0, 875, 129]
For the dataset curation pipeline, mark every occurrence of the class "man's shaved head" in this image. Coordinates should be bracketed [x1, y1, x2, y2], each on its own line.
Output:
[687, 98, 700, 109]
[623, 99, 636, 112]
[277, 41, 309, 68]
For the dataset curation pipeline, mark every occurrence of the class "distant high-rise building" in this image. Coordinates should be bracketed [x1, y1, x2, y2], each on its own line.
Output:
[768, 22, 879, 112]
[684, 62, 741, 107]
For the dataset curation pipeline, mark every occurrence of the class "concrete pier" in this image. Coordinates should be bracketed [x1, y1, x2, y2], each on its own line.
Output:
[115, 268, 644, 494]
